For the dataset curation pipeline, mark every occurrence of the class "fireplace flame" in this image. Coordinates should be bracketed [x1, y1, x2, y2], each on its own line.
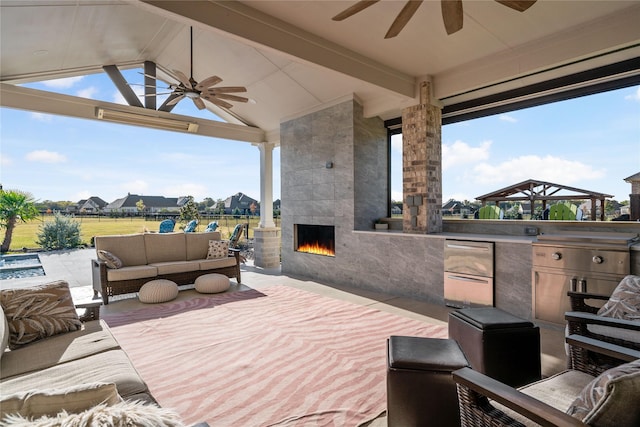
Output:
[297, 242, 335, 257]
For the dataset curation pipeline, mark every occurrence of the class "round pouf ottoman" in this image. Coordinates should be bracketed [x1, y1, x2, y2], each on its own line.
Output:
[139, 279, 179, 304]
[195, 273, 230, 294]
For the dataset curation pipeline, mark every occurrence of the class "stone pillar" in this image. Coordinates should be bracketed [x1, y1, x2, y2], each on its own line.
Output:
[401, 82, 442, 234]
[253, 142, 280, 268]
[253, 227, 281, 268]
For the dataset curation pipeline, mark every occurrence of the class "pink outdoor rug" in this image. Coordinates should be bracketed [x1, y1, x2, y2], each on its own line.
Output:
[102, 286, 448, 426]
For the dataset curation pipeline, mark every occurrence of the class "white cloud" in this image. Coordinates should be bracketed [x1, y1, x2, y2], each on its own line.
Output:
[442, 140, 492, 170]
[30, 112, 53, 122]
[624, 86, 640, 102]
[113, 86, 144, 105]
[121, 180, 149, 194]
[0, 153, 12, 167]
[41, 76, 84, 89]
[77, 86, 98, 99]
[166, 183, 208, 200]
[25, 150, 67, 163]
[499, 114, 518, 123]
[73, 190, 92, 201]
[471, 155, 606, 186]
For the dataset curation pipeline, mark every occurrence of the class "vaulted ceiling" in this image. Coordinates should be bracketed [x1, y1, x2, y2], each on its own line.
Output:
[1, 0, 639, 142]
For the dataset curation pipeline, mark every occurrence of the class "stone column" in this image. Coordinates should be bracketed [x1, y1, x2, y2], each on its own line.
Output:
[401, 82, 442, 234]
[253, 142, 280, 268]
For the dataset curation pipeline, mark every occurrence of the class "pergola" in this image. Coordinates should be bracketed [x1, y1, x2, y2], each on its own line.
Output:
[475, 179, 613, 221]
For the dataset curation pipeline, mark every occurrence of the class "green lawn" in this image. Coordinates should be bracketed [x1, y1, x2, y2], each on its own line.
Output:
[2, 215, 269, 253]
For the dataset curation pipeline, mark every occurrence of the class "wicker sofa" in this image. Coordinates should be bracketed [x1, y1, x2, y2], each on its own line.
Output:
[92, 231, 241, 304]
[0, 281, 207, 425]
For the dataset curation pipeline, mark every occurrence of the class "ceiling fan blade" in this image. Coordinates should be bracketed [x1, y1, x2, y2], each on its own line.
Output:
[211, 93, 249, 103]
[140, 92, 173, 96]
[206, 86, 247, 94]
[193, 97, 206, 110]
[195, 75, 223, 91]
[495, 0, 536, 12]
[172, 69, 192, 88]
[441, 0, 463, 35]
[202, 94, 234, 109]
[385, 0, 423, 39]
[166, 94, 185, 106]
[332, 0, 380, 21]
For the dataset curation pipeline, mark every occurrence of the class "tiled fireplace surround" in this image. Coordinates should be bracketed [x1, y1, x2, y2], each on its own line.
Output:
[279, 98, 474, 312]
[278, 97, 640, 320]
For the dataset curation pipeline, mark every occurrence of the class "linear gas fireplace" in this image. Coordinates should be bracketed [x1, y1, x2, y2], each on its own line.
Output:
[294, 224, 335, 257]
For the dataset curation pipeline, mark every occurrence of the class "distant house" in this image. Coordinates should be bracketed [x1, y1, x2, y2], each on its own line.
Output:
[68, 196, 108, 213]
[224, 192, 259, 215]
[104, 194, 187, 214]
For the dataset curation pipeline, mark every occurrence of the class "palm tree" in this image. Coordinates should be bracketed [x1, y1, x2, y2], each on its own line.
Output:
[0, 189, 40, 252]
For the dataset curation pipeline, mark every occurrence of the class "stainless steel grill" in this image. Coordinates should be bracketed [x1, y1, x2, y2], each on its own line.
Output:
[531, 232, 639, 325]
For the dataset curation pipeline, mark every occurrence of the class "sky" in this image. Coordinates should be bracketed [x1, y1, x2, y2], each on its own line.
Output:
[0, 69, 638, 205]
[393, 85, 640, 203]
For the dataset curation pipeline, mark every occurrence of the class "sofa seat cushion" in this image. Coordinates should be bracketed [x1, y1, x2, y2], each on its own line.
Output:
[0, 320, 120, 379]
[106, 265, 158, 282]
[0, 382, 121, 420]
[0, 349, 149, 399]
[588, 324, 640, 345]
[492, 369, 594, 426]
[199, 256, 237, 270]
[144, 232, 187, 264]
[149, 260, 201, 275]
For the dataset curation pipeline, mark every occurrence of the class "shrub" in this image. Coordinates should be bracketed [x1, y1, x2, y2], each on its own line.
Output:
[36, 213, 82, 250]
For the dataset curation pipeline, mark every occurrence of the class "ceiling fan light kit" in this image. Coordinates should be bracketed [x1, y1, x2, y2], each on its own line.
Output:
[146, 27, 249, 112]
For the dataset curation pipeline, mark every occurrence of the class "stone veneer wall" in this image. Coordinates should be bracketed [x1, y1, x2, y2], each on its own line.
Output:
[280, 98, 499, 309]
[281, 99, 387, 283]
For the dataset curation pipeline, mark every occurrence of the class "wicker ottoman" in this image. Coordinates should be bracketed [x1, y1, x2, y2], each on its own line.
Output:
[194, 273, 230, 294]
[387, 336, 468, 427]
[139, 279, 179, 304]
[448, 307, 541, 388]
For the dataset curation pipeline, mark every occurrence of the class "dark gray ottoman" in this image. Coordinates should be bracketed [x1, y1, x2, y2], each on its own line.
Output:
[386, 336, 468, 427]
[448, 307, 541, 388]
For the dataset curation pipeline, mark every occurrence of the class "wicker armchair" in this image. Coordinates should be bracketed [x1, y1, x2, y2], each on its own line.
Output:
[452, 334, 640, 427]
[566, 275, 640, 371]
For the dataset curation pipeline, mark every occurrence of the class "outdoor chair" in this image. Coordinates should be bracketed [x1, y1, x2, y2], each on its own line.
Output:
[453, 334, 640, 427]
[228, 223, 245, 249]
[478, 205, 503, 219]
[158, 219, 175, 233]
[205, 221, 219, 232]
[566, 275, 640, 370]
[183, 219, 198, 233]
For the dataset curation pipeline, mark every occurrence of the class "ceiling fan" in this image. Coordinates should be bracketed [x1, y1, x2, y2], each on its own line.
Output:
[332, 0, 537, 38]
[143, 27, 249, 110]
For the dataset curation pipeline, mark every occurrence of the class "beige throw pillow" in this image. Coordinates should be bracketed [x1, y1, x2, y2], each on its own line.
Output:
[207, 240, 229, 260]
[0, 304, 9, 359]
[567, 359, 640, 425]
[0, 382, 121, 420]
[97, 249, 123, 269]
[597, 275, 640, 321]
[0, 281, 81, 349]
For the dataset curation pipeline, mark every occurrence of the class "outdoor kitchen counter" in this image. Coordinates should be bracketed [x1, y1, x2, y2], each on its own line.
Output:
[354, 227, 639, 322]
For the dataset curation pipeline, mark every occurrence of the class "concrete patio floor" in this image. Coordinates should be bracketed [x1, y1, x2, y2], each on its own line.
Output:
[1, 248, 567, 425]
